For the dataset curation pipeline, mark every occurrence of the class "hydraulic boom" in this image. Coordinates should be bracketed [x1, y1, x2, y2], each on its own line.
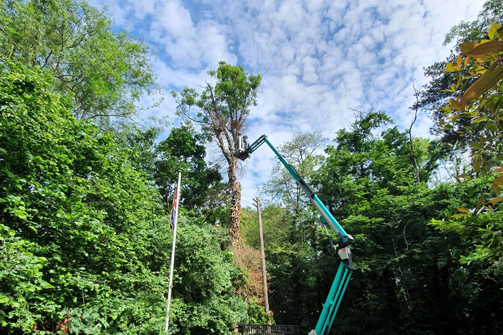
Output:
[235, 134, 354, 335]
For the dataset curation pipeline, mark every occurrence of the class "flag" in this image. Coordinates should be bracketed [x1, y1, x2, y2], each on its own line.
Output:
[170, 190, 178, 230]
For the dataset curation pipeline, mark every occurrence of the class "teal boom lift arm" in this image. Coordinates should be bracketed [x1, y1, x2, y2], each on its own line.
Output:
[234, 134, 354, 335]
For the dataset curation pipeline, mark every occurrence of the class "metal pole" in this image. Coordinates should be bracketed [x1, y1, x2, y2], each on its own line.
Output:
[254, 198, 270, 325]
[165, 171, 182, 334]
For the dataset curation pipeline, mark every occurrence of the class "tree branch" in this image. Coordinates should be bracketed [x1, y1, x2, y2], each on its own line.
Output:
[410, 82, 421, 183]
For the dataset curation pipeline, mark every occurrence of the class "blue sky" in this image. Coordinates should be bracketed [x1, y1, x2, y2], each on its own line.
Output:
[89, 0, 485, 205]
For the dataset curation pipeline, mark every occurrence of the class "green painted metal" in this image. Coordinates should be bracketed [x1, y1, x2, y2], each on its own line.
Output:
[327, 270, 353, 332]
[263, 137, 299, 179]
[313, 194, 349, 241]
[314, 262, 345, 335]
[319, 267, 349, 335]
[254, 136, 349, 241]
[241, 134, 354, 335]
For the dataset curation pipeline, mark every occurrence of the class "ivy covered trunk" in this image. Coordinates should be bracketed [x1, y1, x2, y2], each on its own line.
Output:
[229, 159, 241, 247]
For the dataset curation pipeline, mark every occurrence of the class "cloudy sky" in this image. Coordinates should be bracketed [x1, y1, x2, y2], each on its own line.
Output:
[89, 0, 485, 205]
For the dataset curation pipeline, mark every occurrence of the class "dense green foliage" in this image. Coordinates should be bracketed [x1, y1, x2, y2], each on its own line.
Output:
[0, 60, 247, 334]
[428, 23, 503, 273]
[153, 125, 223, 210]
[242, 112, 503, 335]
[0, 0, 158, 124]
[2, 0, 503, 334]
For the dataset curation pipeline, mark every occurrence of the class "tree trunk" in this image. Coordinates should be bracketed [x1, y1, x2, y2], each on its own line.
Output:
[228, 159, 241, 247]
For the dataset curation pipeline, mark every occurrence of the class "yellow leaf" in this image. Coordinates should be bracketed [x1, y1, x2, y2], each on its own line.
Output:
[460, 63, 503, 108]
[477, 195, 485, 210]
[473, 154, 482, 173]
[456, 76, 463, 88]
[464, 56, 471, 67]
[464, 40, 503, 56]
[473, 117, 487, 123]
[488, 196, 503, 205]
[457, 208, 470, 213]
[443, 63, 457, 72]
[492, 175, 503, 194]
[488, 23, 500, 39]
[450, 98, 462, 111]
[492, 182, 501, 194]
[451, 214, 466, 218]
[460, 42, 480, 54]
[493, 175, 503, 185]
[456, 55, 462, 66]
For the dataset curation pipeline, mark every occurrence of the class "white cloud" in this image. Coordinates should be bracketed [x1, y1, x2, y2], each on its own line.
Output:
[89, 0, 486, 205]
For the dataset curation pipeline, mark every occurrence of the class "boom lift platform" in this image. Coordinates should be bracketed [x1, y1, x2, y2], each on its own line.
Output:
[235, 134, 354, 335]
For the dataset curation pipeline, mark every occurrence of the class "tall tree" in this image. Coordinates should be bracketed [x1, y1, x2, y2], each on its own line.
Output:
[172, 61, 262, 246]
[315, 112, 464, 334]
[0, 0, 158, 124]
[0, 60, 163, 333]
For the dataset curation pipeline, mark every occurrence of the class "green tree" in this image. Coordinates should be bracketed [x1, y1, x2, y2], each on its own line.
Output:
[0, 60, 165, 333]
[264, 132, 326, 214]
[0, 60, 250, 335]
[314, 112, 501, 334]
[241, 112, 503, 334]
[172, 61, 262, 247]
[0, 0, 158, 124]
[430, 23, 503, 272]
[153, 125, 223, 210]
[168, 215, 248, 335]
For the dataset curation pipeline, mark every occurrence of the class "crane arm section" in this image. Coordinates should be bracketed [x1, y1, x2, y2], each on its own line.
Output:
[234, 134, 354, 335]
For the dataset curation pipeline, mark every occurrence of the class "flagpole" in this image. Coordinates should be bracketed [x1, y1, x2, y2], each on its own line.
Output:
[165, 171, 182, 334]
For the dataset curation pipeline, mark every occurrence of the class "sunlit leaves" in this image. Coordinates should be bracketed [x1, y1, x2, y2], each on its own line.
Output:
[434, 23, 503, 268]
[0, 0, 159, 124]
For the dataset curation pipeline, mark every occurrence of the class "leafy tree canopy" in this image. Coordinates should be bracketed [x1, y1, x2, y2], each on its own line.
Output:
[430, 23, 503, 273]
[0, 60, 246, 334]
[419, 0, 503, 145]
[172, 61, 262, 246]
[0, 0, 159, 125]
